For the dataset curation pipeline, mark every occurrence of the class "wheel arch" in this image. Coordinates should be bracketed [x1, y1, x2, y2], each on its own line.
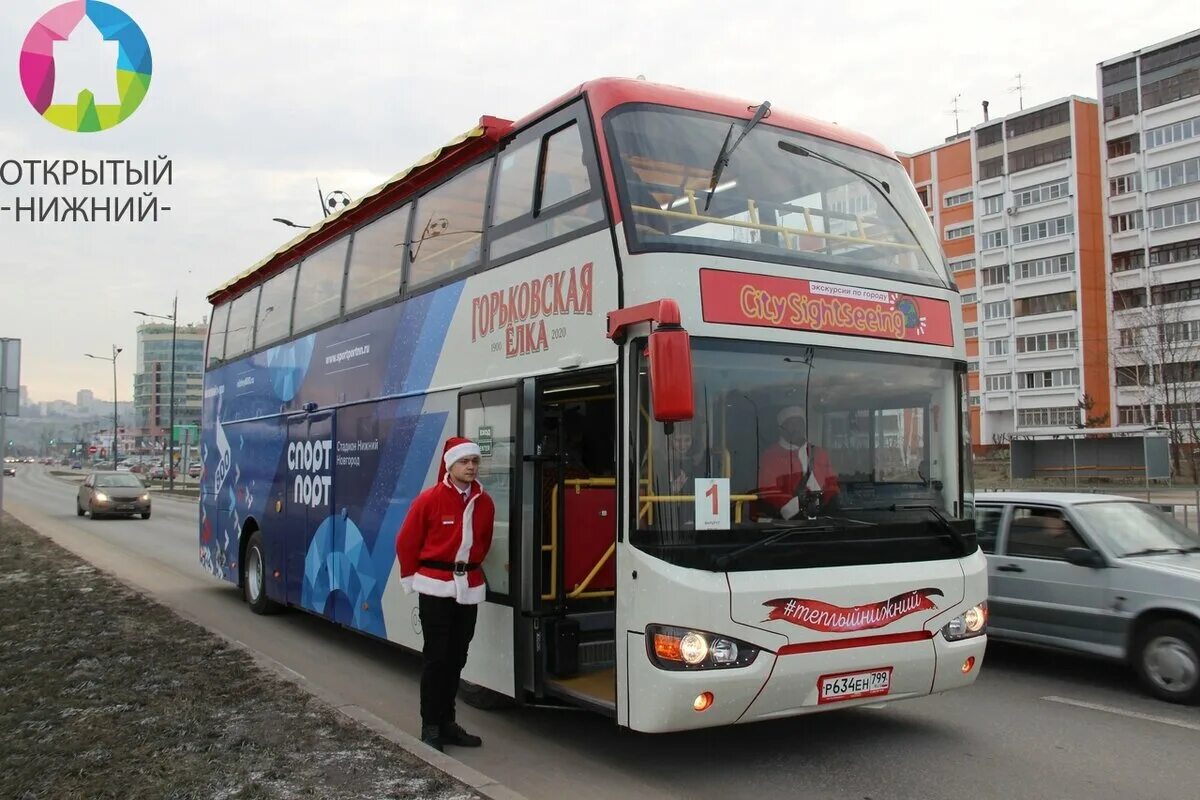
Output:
[1128, 606, 1200, 661]
[237, 515, 262, 589]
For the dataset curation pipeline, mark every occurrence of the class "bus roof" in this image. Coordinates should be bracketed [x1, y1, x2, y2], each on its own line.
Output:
[209, 78, 896, 304]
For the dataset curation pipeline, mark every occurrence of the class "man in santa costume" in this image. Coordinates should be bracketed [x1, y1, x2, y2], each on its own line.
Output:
[757, 406, 840, 519]
[396, 436, 495, 751]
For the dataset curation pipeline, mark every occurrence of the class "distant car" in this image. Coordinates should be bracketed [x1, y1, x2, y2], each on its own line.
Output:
[2, 465, 15, 477]
[187, 463, 202, 478]
[974, 492, 1200, 705]
[148, 465, 166, 479]
[70, 461, 82, 470]
[77, 472, 151, 520]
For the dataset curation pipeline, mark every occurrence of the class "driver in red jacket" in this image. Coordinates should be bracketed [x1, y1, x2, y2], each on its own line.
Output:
[396, 436, 495, 752]
[757, 406, 839, 519]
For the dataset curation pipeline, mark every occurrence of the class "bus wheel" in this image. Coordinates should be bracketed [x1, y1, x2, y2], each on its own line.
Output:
[244, 530, 283, 615]
[459, 680, 515, 711]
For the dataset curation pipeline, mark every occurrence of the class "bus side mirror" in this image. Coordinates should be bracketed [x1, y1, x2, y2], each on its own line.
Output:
[648, 326, 694, 423]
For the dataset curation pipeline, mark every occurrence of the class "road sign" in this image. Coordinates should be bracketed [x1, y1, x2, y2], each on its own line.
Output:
[88, 445, 98, 454]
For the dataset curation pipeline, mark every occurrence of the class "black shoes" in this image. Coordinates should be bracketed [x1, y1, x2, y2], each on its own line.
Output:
[441, 721, 482, 747]
[421, 724, 444, 752]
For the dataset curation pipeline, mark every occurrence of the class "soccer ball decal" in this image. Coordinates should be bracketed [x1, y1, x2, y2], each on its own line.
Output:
[326, 190, 352, 213]
[891, 295, 928, 337]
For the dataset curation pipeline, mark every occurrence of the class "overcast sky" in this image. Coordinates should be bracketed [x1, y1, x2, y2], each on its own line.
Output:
[0, 0, 1195, 404]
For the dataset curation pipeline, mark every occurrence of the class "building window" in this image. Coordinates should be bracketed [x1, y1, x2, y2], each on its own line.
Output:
[1149, 199, 1200, 231]
[961, 291, 978, 305]
[982, 264, 1011, 285]
[1151, 277, 1200, 305]
[1102, 59, 1138, 121]
[1016, 253, 1075, 280]
[1164, 320, 1200, 342]
[1110, 210, 1144, 233]
[970, 395, 981, 407]
[949, 257, 977, 272]
[1118, 328, 1138, 347]
[1119, 405, 1150, 425]
[988, 339, 1009, 356]
[986, 374, 1012, 391]
[1112, 249, 1146, 271]
[1116, 365, 1152, 387]
[1017, 368, 1079, 389]
[1149, 238, 1200, 266]
[1006, 103, 1070, 139]
[984, 300, 1011, 320]
[945, 223, 974, 241]
[1008, 138, 1071, 174]
[1015, 330, 1077, 353]
[1018, 407, 1079, 427]
[1146, 157, 1200, 192]
[1113, 287, 1147, 310]
[964, 325, 979, 338]
[1013, 215, 1074, 244]
[1141, 69, 1200, 112]
[1109, 173, 1140, 196]
[967, 360, 979, 372]
[1014, 291, 1076, 317]
[1146, 115, 1200, 150]
[1107, 135, 1140, 159]
[979, 156, 1004, 180]
[944, 190, 973, 208]
[977, 124, 1003, 148]
[982, 229, 1008, 249]
[917, 186, 931, 208]
[1012, 178, 1070, 209]
[981, 195, 1004, 215]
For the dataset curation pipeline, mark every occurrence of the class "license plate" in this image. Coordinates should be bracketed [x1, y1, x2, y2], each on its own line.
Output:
[116, 504, 133, 511]
[817, 667, 892, 704]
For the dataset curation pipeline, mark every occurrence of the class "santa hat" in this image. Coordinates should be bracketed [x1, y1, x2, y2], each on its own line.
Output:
[777, 406, 806, 426]
[438, 436, 481, 481]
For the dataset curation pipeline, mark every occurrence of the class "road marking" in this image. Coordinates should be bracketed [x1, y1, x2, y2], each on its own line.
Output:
[1042, 695, 1200, 732]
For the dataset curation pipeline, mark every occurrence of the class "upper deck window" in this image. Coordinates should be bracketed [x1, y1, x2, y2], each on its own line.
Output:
[293, 238, 350, 334]
[606, 106, 949, 288]
[224, 287, 261, 361]
[409, 160, 490, 288]
[345, 204, 411, 314]
[206, 302, 230, 367]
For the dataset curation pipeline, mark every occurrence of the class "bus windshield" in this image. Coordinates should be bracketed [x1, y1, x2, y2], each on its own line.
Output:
[635, 340, 968, 568]
[607, 106, 949, 288]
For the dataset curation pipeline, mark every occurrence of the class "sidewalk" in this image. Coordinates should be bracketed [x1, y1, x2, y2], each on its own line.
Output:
[0, 512, 512, 800]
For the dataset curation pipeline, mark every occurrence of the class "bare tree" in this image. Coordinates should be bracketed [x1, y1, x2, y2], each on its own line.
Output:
[1112, 290, 1200, 478]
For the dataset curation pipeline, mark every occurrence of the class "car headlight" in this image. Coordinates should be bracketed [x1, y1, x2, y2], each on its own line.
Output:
[93, 492, 109, 502]
[942, 602, 988, 641]
[646, 625, 761, 670]
[140, 493, 150, 502]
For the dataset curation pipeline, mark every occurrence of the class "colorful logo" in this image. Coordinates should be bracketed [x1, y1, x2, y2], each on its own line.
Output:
[19, 1, 152, 132]
[763, 588, 943, 633]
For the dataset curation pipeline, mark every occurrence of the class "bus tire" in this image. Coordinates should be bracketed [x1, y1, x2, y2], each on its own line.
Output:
[459, 680, 515, 711]
[244, 530, 283, 615]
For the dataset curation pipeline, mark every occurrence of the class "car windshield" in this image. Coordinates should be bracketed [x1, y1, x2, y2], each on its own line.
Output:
[634, 339, 969, 568]
[1072, 502, 1200, 556]
[96, 475, 144, 488]
[606, 106, 948, 288]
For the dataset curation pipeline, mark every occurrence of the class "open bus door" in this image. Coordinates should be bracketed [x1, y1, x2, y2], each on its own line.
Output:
[517, 369, 619, 713]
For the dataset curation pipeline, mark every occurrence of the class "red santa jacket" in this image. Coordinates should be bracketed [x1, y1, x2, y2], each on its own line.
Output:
[757, 441, 840, 512]
[396, 475, 496, 605]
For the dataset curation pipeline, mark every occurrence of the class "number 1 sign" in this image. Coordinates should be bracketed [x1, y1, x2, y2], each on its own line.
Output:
[694, 478, 730, 530]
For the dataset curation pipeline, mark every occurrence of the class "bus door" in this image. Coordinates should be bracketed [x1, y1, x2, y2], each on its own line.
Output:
[522, 369, 618, 712]
[283, 410, 337, 617]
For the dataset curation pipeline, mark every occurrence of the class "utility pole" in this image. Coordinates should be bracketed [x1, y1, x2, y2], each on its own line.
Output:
[1010, 73, 1026, 111]
[950, 93, 963, 135]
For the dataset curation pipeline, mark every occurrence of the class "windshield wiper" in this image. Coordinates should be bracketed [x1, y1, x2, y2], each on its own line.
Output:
[843, 503, 971, 556]
[777, 140, 930, 263]
[713, 517, 873, 570]
[1124, 546, 1200, 557]
[704, 101, 771, 211]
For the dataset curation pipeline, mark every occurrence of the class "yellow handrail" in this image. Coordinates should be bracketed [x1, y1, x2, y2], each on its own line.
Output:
[541, 478, 618, 602]
[567, 542, 615, 599]
[630, 203, 920, 251]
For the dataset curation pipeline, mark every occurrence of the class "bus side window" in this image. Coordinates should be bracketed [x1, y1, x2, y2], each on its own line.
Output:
[408, 160, 490, 287]
[293, 237, 350, 333]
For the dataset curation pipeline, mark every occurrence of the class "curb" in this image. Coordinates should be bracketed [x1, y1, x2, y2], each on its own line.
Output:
[5, 505, 529, 800]
[248, 648, 529, 800]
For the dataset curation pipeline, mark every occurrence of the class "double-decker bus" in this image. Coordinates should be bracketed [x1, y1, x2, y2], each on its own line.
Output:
[200, 78, 987, 733]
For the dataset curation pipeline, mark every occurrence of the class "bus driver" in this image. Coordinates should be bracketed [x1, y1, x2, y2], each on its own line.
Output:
[757, 406, 840, 519]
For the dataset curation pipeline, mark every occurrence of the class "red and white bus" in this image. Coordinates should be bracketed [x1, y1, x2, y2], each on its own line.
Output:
[201, 78, 986, 733]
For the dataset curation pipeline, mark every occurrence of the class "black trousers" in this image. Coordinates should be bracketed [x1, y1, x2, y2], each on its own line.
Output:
[418, 593, 478, 727]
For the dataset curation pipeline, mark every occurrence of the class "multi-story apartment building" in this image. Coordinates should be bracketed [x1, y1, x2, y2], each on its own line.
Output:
[902, 97, 1110, 447]
[133, 321, 207, 446]
[1100, 30, 1200, 433]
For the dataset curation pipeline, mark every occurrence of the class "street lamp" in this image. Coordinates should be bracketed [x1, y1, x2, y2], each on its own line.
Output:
[272, 217, 310, 230]
[84, 345, 123, 471]
[135, 295, 178, 489]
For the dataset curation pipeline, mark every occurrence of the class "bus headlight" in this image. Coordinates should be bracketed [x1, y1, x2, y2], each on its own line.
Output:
[646, 625, 760, 670]
[942, 603, 988, 641]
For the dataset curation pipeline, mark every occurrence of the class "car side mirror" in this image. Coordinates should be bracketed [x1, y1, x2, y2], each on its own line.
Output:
[1064, 547, 1105, 568]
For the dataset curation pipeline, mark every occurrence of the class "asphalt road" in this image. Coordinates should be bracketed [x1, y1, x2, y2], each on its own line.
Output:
[5, 465, 1199, 800]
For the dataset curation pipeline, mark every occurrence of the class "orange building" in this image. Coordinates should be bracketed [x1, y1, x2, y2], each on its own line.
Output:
[901, 97, 1110, 449]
